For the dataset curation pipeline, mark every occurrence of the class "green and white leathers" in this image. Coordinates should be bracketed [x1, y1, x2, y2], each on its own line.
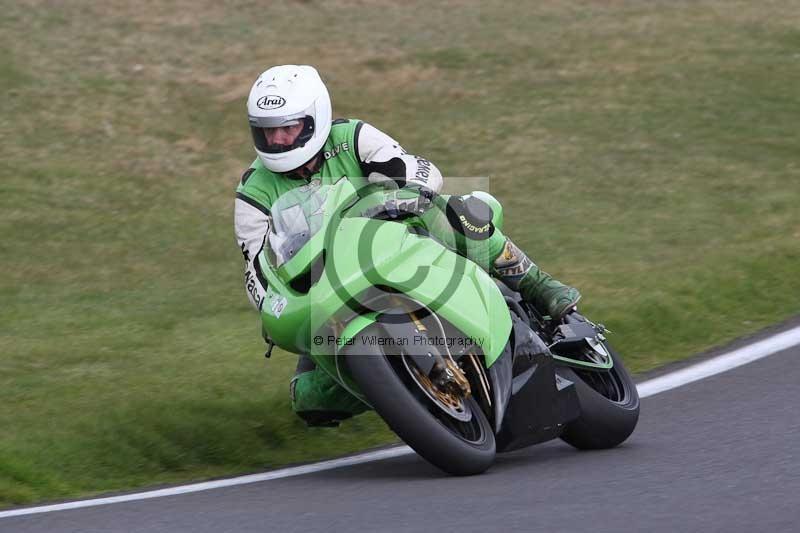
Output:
[234, 119, 580, 422]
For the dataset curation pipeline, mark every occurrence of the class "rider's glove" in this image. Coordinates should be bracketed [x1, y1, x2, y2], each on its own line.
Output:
[360, 187, 435, 220]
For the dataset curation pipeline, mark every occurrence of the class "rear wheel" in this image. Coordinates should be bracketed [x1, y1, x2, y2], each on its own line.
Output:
[559, 343, 640, 449]
[343, 325, 495, 475]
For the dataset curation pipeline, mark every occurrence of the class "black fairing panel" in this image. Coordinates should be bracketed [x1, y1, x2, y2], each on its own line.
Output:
[494, 318, 581, 453]
[488, 340, 513, 431]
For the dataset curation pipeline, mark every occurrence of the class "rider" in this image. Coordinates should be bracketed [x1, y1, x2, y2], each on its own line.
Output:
[234, 65, 581, 426]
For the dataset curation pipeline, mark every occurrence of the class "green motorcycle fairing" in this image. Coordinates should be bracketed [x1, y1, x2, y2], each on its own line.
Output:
[256, 178, 512, 394]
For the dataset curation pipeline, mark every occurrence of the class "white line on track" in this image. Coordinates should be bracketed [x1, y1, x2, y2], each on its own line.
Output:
[636, 325, 800, 398]
[3, 324, 800, 519]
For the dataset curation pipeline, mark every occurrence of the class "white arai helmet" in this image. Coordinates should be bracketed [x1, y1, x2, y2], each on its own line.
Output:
[247, 65, 332, 174]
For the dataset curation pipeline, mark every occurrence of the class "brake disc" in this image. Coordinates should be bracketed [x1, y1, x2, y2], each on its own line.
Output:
[402, 354, 472, 422]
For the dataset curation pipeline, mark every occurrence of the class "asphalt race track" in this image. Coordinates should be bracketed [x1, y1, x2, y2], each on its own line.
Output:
[3, 342, 799, 533]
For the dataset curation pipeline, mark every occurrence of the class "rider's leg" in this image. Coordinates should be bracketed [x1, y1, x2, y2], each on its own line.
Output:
[420, 192, 580, 319]
[290, 355, 370, 427]
[493, 237, 581, 319]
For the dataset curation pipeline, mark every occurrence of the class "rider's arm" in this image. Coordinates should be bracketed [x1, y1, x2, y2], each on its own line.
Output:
[234, 184, 270, 311]
[354, 122, 443, 193]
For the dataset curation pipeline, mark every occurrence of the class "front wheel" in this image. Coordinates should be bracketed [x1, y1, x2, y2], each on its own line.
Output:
[559, 343, 640, 449]
[343, 325, 495, 475]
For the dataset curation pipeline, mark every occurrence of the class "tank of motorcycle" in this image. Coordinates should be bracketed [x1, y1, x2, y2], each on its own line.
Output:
[257, 178, 512, 367]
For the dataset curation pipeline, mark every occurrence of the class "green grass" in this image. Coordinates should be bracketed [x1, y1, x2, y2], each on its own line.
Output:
[2, 0, 800, 507]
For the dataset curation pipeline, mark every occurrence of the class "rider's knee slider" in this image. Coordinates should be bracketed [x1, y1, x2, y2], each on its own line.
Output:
[445, 194, 496, 241]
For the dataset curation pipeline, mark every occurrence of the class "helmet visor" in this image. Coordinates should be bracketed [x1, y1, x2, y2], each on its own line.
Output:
[250, 115, 316, 154]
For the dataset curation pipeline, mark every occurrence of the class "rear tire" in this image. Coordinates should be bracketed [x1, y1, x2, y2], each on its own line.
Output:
[343, 325, 495, 475]
[559, 343, 640, 449]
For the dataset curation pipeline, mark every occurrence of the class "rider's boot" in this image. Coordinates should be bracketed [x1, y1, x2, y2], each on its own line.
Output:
[491, 238, 581, 319]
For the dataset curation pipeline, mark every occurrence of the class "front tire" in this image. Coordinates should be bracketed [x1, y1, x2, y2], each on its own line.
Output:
[343, 325, 495, 475]
[559, 343, 640, 449]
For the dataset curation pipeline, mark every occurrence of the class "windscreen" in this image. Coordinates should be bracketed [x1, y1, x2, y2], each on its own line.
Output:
[267, 181, 329, 267]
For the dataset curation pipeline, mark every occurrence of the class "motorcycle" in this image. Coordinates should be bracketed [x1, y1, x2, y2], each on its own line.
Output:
[257, 178, 639, 475]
